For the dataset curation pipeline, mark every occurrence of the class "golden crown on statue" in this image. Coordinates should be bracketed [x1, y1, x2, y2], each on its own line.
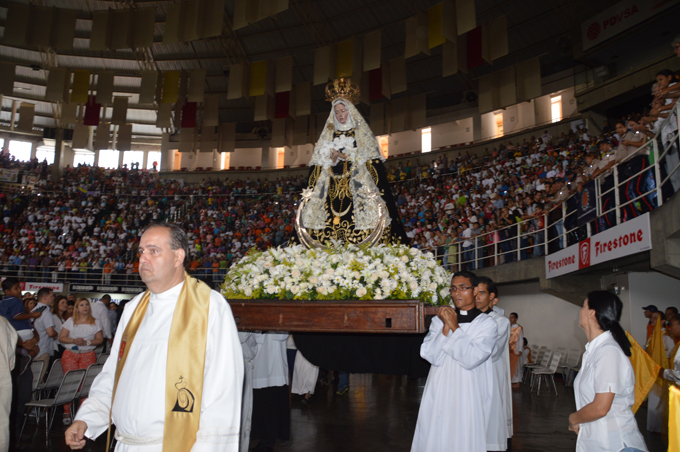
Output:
[325, 77, 360, 104]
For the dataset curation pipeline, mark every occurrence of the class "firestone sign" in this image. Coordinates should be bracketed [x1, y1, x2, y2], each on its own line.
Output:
[545, 213, 652, 279]
[581, 0, 678, 51]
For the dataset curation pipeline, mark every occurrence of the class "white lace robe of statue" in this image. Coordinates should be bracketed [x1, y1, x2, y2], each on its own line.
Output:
[75, 282, 244, 452]
[411, 312, 498, 452]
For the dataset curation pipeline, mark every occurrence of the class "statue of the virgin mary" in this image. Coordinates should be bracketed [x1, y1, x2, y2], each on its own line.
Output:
[296, 78, 408, 246]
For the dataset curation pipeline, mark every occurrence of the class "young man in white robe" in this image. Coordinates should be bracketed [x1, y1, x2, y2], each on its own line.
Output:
[65, 223, 244, 452]
[411, 271, 498, 452]
[475, 276, 512, 451]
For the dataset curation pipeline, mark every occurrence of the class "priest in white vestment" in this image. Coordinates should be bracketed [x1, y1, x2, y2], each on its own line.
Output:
[411, 271, 498, 452]
[475, 276, 512, 451]
[66, 223, 244, 452]
[0, 316, 17, 452]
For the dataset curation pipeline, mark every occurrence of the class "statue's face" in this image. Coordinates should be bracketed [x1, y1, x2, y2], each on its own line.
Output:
[334, 103, 349, 125]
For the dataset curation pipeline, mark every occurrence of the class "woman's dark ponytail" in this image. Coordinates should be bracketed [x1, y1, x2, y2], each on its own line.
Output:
[587, 290, 632, 357]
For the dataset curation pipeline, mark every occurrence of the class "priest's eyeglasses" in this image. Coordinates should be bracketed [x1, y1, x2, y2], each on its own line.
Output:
[450, 285, 473, 293]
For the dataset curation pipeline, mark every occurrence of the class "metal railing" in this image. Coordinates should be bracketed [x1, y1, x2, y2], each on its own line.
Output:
[426, 101, 680, 271]
[0, 264, 230, 288]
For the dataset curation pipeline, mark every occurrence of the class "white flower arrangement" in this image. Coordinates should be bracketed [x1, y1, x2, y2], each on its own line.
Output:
[221, 242, 452, 306]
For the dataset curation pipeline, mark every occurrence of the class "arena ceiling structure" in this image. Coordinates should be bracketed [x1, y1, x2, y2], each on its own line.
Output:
[0, 0, 673, 149]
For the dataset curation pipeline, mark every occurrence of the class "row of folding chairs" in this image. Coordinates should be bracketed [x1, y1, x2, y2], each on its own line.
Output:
[522, 346, 583, 395]
[20, 358, 104, 447]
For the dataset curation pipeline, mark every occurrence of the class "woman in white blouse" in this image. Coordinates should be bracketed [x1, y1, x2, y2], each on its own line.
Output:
[569, 291, 647, 452]
[59, 298, 103, 425]
[51, 295, 68, 358]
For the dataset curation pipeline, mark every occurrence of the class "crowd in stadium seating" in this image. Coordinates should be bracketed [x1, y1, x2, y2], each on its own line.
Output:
[1, 68, 678, 282]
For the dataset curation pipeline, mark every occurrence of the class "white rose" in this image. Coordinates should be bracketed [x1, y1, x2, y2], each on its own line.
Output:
[401, 255, 409, 262]
[317, 286, 327, 295]
[326, 268, 335, 276]
[429, 283, 438, 291]
[409, 281, 418, 291]
[244, 287, 252, 296]
[292, 269, 301, 278]
[291, 286, 299, 294]
[310, 276, 319, 284]
[357, 287, 367, 297]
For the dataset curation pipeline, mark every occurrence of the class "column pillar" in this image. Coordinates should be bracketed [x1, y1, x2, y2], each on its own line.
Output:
[52, 128, 64, 180]
[472, 114, 482, 143]
[161, 148, 175, 171]
[118, 148, 125, 169]
[261, 146, 270, 169]
[142, 150, 149, 170]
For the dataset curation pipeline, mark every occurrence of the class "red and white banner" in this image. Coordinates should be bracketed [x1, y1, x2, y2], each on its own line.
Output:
[546, 213, 651, 279]
[581, 0, 678, 51]
[20, 282, 64, 292]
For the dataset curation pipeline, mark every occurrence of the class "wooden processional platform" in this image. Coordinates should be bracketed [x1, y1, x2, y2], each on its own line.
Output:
[228, 299, 439, 334]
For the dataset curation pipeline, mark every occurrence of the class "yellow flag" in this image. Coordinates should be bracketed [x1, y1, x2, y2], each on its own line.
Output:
[626, 331, 661, 414]
[427, 3, 446, 49]
[670, 385, 680, 452]
[71, 70, 91, 104]
[648, 321, 669, 369]
[336, 40, 353, 78]
[249, 61, 267, 97]
[161, 71, 180, 105]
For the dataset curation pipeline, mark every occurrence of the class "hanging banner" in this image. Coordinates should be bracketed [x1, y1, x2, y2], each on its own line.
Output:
[71, 70, 91, 104]
[545, 213, 652, 279]
[249, 61, 268, 97]
[161, 71, 180, 104]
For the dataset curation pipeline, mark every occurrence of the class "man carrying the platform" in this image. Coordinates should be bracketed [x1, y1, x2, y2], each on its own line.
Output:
[65, 223, 244, 451]
[475, 276, 512, 451]
[411, 271, 498, 452]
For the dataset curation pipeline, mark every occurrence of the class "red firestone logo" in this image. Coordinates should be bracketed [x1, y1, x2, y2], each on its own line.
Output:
[587, 22, 600, 41]
[579, 239, 591, 269]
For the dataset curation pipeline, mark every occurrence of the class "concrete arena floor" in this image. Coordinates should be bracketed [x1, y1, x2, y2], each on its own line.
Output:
[19, 373, 666, 452]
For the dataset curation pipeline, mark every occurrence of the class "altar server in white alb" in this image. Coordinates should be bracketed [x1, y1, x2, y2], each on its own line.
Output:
[411, 271, 498, 452]
[475, 276, 512, 451]
[65, 223, 244, 452]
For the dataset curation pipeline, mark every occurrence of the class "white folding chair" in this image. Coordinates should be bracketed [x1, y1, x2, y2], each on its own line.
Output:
[529, 350, 553, 390]
[35, 358, 63, 399]
[532, 352, 562, 395]
[20, 369, 86, 448]
[555, 347, 567, 367]
[75, 364, 103, 410]
[558, 349, 581, 382]
[94, 345, 104, 357]
[565, 351, 583, 386]
[97, 353, 110, 365]
[29, 360, 44, 393]
[524, 346, 547, 382]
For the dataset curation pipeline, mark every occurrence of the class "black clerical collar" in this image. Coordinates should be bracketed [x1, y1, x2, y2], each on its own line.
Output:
[455, 307, 486, 323]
